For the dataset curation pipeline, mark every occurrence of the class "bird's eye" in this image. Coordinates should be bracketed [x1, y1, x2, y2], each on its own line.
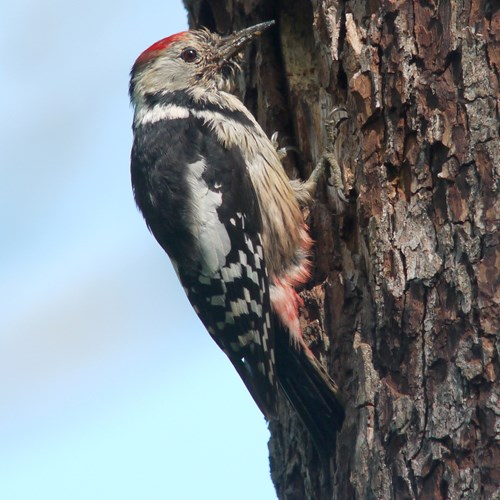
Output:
[180, 48, 198, 62]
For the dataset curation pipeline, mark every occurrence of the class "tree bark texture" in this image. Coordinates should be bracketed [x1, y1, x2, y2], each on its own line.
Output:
[183, 1, 499, 498]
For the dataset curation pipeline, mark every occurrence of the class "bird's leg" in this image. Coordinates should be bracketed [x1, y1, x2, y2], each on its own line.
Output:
[290, 107, 348, 207]
[271, 131, 299, 161]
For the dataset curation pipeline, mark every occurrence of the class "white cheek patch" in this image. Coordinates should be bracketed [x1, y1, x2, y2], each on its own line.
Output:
[186, 159, 231, 275]
[135, 104, 190, 125]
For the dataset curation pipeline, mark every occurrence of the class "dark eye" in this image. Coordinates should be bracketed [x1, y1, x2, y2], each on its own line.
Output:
[180, 48, 198, 62]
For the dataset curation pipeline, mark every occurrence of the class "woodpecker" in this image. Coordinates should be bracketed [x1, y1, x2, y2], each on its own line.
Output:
[130, 21, 344, 448]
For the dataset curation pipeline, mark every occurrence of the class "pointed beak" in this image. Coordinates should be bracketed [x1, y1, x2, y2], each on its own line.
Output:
[217, 21, 275, 63]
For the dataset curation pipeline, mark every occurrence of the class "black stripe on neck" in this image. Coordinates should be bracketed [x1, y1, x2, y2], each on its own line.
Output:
[144, 90, 255, 128]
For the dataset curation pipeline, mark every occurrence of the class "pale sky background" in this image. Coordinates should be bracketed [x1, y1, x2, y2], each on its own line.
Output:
[0, 1, 276, 498]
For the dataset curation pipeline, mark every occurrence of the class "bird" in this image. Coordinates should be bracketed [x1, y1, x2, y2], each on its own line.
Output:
[129, 20, 344, 449]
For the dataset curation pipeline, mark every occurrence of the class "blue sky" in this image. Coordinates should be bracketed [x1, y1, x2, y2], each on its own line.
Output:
[0, 2, 276, 498]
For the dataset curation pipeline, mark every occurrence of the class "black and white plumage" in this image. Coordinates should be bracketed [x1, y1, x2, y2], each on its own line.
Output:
[131, 100, 276, 412]
[130, 22, 344, 448]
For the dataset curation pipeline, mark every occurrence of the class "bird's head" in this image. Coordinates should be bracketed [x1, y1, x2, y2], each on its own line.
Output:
[129, 21, 275, 104]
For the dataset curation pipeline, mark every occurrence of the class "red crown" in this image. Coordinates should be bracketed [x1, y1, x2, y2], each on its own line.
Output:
[134, 32, 188, 68]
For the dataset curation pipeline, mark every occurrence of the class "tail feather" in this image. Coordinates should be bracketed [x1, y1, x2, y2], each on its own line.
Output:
[275, 324, 345, 451]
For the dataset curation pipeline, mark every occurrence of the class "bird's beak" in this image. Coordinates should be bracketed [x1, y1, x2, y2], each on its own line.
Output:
[217, 21, 275, 63]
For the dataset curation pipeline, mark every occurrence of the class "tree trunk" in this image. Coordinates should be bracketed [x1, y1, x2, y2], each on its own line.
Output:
[183, 1, 499, 498]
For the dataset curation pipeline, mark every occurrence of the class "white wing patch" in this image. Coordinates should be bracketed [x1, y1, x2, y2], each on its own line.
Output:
[221, 263, 242, 282]
[186, 159, 231, 276]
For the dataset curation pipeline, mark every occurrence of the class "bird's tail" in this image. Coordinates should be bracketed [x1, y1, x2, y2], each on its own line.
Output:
[275, 325, 345, 452]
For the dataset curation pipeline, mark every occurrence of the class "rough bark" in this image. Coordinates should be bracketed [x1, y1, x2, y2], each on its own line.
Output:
[183, 1, 499, 498]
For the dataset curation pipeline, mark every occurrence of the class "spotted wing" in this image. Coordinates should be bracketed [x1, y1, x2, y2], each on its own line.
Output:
[131, 116, 277, 416]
